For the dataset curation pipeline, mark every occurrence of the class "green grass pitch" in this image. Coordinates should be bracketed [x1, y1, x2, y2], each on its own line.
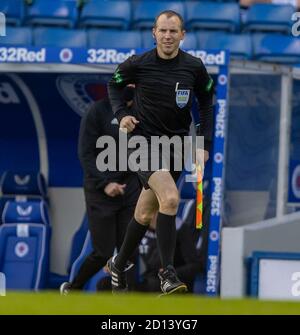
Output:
[1, 292, 300, 315]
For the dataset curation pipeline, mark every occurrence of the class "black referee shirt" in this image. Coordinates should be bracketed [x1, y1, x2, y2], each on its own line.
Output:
[108, 48, 214, 151]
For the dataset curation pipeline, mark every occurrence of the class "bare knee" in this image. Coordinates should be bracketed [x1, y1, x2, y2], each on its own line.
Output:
[159, 191, 179, 215]
[135, 209, 155, 226]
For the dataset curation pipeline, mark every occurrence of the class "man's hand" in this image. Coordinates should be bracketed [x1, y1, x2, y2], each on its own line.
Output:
[196, 149, 209, 171]
[120, 116, 139, 133]
[104, 183, 126, 197]
[193, 149, 209, 183]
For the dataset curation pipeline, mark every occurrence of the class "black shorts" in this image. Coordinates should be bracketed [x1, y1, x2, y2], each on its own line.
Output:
[128, 138, 184, 190]
[137, 169, 182, 190]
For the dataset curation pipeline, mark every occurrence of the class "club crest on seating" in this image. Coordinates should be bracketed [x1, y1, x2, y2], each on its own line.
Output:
[15, 242, 29, 258]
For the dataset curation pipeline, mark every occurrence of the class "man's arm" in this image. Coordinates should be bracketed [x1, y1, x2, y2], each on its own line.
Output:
[108, 56, 137, 124]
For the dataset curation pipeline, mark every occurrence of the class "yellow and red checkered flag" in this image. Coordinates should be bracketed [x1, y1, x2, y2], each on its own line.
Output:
[196, 164, 203, 229]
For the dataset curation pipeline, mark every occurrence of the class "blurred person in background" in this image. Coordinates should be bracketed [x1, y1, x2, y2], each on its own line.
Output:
[60, 86, 141, 294]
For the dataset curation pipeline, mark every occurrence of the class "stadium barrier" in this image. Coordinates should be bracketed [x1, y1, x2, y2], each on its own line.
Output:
[221, 211, 300, 298]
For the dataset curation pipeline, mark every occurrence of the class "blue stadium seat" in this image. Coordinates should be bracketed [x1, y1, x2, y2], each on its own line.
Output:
[196, 30, 223, 49]
[88, 29, 142, 48]
[200, 33, 252, 60]
[0, 225, 49, 290]
[0, 170, 48, 225]
[141, 30, 156, 49]
[244, 4, 295, 34]
[0, 171, 47, 199]
[80, 0, 131, 30]
[0, 0, 24, 26]
[252, 33, 300, 64]
[2, 200, 50, 226]
[0, 200, 51, 290]
[33, 27, 87, 47]
[132, 1, 185, 30]
[0, 27, 32, 46]
[0, 172, 47, 224]
[186, 2, 240, 32]
[0, 198, 46, 225]
[24, 0, 77, 28]
[180, 32, 197, 50]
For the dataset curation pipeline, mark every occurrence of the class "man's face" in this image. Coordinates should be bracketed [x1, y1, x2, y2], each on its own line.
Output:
[153, 14, 185, 58]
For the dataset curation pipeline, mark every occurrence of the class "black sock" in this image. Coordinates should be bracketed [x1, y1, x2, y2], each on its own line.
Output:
[71, 254, 106, 290]
[115, 217, 148, 271]
[156, 212, 176, 269]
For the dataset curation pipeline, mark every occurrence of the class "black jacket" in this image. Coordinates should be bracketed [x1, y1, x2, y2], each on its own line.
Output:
[78, 98, 138, 193]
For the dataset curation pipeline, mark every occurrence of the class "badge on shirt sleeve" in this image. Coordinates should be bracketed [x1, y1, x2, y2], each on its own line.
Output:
[176, 89, 190, 108]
